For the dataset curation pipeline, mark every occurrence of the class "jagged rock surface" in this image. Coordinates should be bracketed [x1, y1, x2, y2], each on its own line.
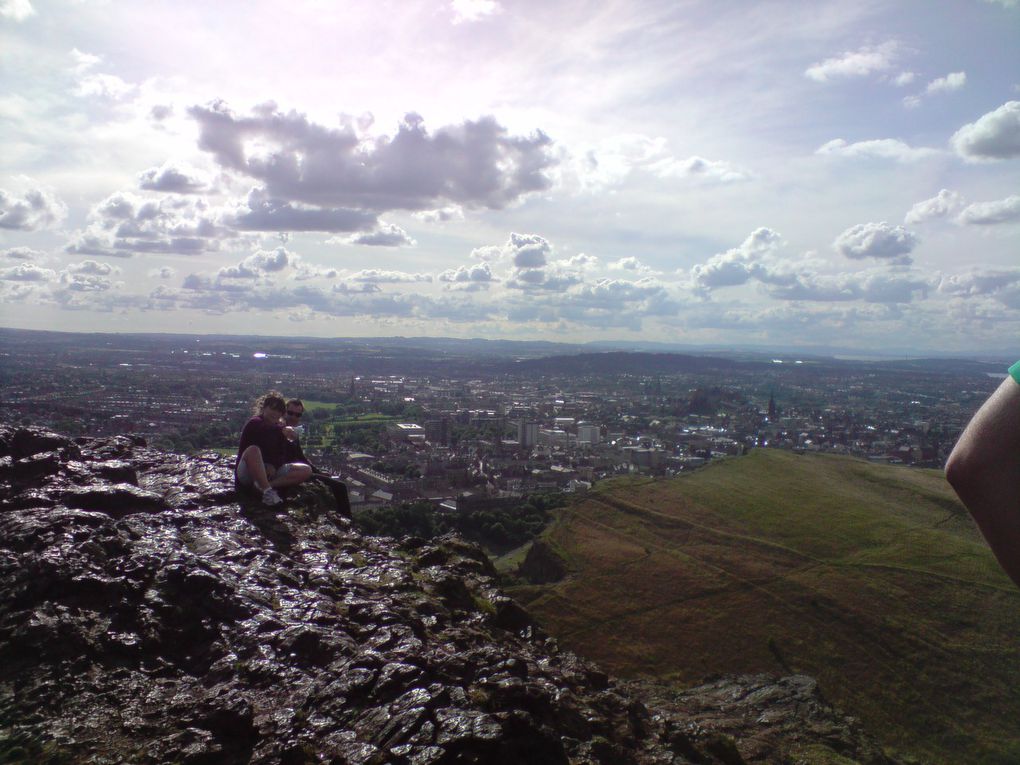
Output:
[0, 427, 899, 764]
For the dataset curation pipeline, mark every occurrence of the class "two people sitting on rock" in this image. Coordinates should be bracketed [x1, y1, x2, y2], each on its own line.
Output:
[236, 391, 313, 506]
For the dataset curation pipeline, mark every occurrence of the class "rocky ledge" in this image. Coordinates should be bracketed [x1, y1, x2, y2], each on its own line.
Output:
[0, 427, 898, 764]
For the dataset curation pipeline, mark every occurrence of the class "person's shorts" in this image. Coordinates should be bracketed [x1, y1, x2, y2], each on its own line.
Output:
[236, 460, 294, 487]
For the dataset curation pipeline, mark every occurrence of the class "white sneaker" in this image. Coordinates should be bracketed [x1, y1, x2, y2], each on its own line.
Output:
[262, 487, 283, 506]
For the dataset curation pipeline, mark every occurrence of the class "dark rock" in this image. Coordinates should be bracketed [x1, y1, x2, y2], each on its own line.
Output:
[0, 428, 903, 765]
[9, 428, 76, 459]
[60, 483, 164, 517]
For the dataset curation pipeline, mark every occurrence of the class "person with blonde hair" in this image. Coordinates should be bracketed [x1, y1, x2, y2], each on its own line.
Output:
[235, 391, 312, 506]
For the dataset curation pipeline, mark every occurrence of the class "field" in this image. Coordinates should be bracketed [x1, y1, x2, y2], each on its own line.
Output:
[509, 450, 1020, 764]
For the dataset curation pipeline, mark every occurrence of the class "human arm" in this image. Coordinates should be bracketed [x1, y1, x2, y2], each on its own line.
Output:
[945, 365, 1020, 588]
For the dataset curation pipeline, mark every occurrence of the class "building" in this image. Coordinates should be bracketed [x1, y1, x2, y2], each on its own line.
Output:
[517, 420, 540, 448]
[577, 423, 601, 445]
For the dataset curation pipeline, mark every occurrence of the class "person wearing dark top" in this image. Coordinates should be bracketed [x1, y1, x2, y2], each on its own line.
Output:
[236, 391, 312, 506]
[283, 399, 352, 517]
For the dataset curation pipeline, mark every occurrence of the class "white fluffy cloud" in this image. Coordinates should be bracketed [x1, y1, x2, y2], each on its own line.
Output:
[690, 227, 784, 290]
[470, 232, 552, 267]
[609, 256, 655, 274]
[189, 103, 555, 214]
[66, 192, 228, 257]
[138, 162, 209, 194]
[412, 206, 464, 224]
[564, 135, 750, 190]
[0, 0, 34, 21]
[348, 269, 432, 284]
[438, 262, 495, 287]
[2, 246, 46, 261]
[905, 189, 964, 224]
[0, 263, 55, 282]
[951, 101, 1020, 160]
[816, 138, 940, 162]
[766, 269, 934, 304]
[804, 42, 898, 82]
[926, 71, 967, 95]
[0, 187, 68, 230]
[217, 247, 292, 279]
[450, 0, 502, 23]
[939, 269, 1020, 297]
[904, 71, 967, 108]
[833, 222, 918, 264]
[66, 259, 118, 276]
[957, 195, 1020, 225]
[332, 223, 417, 247]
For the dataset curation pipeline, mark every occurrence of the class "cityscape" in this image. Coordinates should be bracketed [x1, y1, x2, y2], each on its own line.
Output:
[1, 328, 1003, 514]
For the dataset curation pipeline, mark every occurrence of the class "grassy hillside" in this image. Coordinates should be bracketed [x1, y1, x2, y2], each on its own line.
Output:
[509, 450, 1020, 764]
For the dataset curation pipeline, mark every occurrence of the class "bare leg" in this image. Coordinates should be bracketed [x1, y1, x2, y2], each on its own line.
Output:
[946, 376, 1020, 588]
[270, 463, 313, 489]
[239, 445, 272, 492]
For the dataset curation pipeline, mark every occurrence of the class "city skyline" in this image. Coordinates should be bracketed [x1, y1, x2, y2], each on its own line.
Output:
[1, 0, 1019, 353]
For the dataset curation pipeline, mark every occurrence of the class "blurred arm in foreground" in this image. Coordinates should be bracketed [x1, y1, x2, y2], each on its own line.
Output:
[945, 361, 1020, 588]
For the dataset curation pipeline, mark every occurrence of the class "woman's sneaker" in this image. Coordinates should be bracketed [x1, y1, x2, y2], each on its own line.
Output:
[262, 487, 283, 506]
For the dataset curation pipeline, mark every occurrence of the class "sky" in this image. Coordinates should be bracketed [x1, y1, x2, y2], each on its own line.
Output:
[1, 0, 1018, 354]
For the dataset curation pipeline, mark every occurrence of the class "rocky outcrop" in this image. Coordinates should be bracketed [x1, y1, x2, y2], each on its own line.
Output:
[0, 427, 899, 764]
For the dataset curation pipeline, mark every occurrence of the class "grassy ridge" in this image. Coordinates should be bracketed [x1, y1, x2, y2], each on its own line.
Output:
[510, 450, 1020, 764]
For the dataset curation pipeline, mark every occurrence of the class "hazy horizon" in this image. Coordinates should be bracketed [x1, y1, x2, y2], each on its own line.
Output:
[2, 0, 1018, 354]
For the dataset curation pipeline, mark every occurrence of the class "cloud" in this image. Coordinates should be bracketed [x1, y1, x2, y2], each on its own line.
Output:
[217, 247, 293, 279]
[939, 269, 1020, 297]
[149, 266, 176, 279]
[951, 101, 1020, 160]
[690, 227, 784, 291]
[816, 138, 940, 162]
[66, 259, 118, 276]
[905, 189, 964, 224]
[609, 256, 655, 275]
[450, 0, 502, 23]
[564, 253, 598, 268]
[189, 103, 555, 216]
[507, 233, 551, 268]
[59, 273, 113, 292]
[894, 72, 916, 86]
[564, 135, 750, 190]
[833, 222, 918, 264]
[926, 71, 967, 95]
[228, 187, 377, 233]
[0, 187, 68, 230]
[138, 162, 209, 193]
[348, 269, 432, 284]
[519, 277, 679, 330]
[904, 71, 967, 108]
[412, 206, 464, 223]
[2, 246, 46, 261]
[0, 0, 34, 21]
[0, 263, 56, 282]
[332, 222, 417, 247]
[66, 191, 227, 256]
[766, 269, 934, 304]
[438, 262, 495, 285]
[804, 42, 898, 82]
[957, 195, 1020, 225]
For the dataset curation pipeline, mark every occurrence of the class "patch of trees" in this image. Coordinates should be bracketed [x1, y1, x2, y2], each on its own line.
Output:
[355, 493, 565, 553]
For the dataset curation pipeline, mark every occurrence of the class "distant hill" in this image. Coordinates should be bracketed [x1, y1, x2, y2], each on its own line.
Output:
[500, 351, 754, 376]
[509, 450, 1020, 764]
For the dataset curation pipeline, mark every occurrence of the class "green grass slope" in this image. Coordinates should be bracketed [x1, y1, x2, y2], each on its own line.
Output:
[510, 450, 1020, 764]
